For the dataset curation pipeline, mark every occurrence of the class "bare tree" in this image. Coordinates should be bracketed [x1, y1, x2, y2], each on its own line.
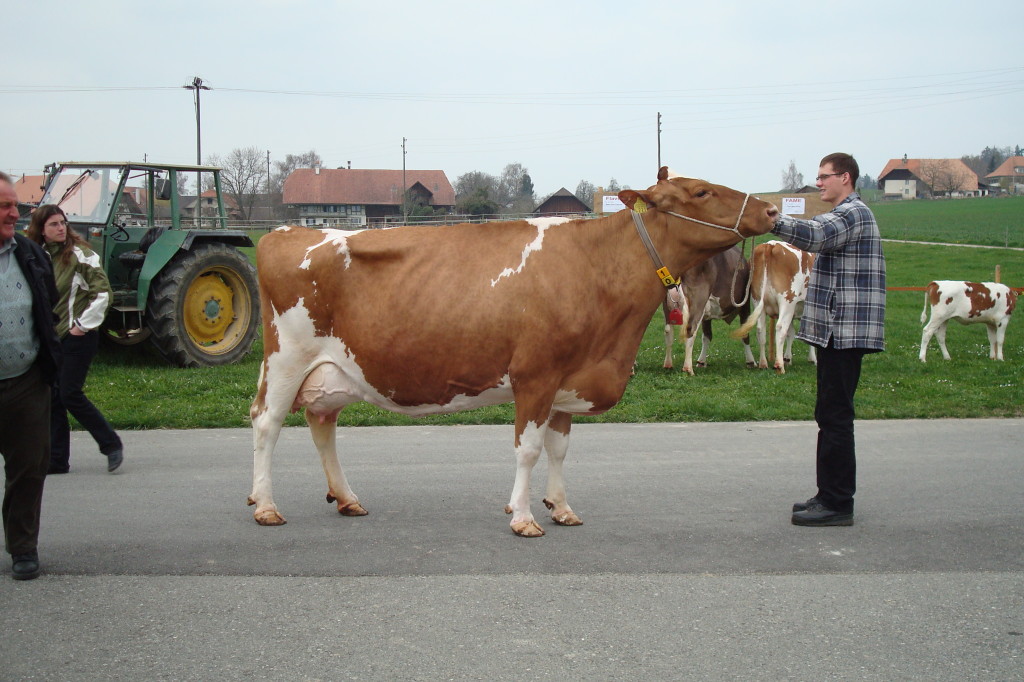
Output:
[271, 150, 322, 195]
[917, 160, 975, 197]
[497, 163, 535, 211]
[207, 147, 265, 220]
[780, 160, 803, 191]
[574, 180, 596, 209]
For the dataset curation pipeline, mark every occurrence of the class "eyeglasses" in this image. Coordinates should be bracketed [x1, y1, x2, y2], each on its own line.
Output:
[815, 172, 846, 182]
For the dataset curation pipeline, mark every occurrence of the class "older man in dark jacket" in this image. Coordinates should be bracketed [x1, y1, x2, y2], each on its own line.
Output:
[0, 171, 62, 580]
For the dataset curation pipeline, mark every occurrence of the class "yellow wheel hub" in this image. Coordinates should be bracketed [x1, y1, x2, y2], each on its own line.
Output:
[183, 268, 246, 348]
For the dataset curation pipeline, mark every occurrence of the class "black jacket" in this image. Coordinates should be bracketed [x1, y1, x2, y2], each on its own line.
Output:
[11, 233, 62, 384]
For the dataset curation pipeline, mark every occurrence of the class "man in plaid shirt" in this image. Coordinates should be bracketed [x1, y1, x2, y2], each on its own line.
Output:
[770, 152, 886, 527]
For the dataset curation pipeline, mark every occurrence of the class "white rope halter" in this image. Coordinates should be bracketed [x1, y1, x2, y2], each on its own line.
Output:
[662, 192, 751, 238]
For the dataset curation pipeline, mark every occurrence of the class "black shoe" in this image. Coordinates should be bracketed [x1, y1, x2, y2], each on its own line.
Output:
[106, 449, 123, 473]
[11, 553, 40, 581]
[791, 502, 854, 527]
[47, 465, 70, 475]
[792, 496, 820, 513]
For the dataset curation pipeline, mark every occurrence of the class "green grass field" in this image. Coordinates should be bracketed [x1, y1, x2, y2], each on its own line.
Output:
[83, 196, 1024, 429]
[872, 195, 1024, 248]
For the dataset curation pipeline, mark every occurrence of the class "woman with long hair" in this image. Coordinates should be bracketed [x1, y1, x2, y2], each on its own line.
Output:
[26, 205, 123, 474]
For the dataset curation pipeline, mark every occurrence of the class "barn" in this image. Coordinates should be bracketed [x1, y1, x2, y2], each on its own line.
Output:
[533, 188, 591, 217]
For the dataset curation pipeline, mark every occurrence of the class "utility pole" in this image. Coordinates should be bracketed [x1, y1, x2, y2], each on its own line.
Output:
[266, 150, 271, 193]
[182, 76, 210, 165]
[656, 112, 662, 170]
[183, 76, 210, 226]
[401, 137, 408, 224]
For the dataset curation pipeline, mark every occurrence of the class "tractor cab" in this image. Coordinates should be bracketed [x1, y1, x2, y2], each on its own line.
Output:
[38, 162, 260, 367]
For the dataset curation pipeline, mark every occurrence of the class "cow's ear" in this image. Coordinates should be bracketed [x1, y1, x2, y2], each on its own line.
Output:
[619, 189, 656, 212]
[657, 166, 670, 181]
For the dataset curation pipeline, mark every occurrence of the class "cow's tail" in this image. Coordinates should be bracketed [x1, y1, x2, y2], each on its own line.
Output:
[920, 287, 931, 324]
[732, 296, 764, 339]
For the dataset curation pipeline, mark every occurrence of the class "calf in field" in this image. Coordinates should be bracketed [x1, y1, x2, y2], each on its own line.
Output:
[919, 280, 1017, 361]
[662, 245, 755, 374]
[734, 240, 817, 374]
[249, 167, 779, 537]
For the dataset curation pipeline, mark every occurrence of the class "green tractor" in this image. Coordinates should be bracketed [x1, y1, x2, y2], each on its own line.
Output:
[38, 161, 261, 367]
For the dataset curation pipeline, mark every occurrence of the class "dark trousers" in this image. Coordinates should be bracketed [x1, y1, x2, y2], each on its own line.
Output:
[813, 341, 867, 514]
[0, 364, 50, 556]
[50, 330, 121, 471]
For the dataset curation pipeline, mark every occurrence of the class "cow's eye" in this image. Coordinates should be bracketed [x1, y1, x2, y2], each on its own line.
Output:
[694, 189, 709, 198]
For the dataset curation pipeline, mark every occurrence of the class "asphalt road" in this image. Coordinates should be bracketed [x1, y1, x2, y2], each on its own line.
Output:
[2, 419, 1022, 681]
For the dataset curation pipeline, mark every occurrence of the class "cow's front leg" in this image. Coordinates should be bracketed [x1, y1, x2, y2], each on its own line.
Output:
[306, 411, 368, 517]
[504, 421, 546, 537]
[986, 323, 1002, 361]
[541, 411, 582, 527]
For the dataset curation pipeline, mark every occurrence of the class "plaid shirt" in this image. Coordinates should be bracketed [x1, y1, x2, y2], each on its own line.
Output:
[770, 192, 886, 351]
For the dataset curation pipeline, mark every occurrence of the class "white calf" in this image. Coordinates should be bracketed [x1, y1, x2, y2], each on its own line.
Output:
[919, 280, 1017, 361]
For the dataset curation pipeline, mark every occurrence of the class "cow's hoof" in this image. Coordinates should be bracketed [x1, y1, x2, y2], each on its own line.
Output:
[696, 361, 708, 368]
[543, 498, 583, 526]
[552, 510, 583, 526]
[338, 501, 368, 516]
[326, 493, 369, 516]
[745, 362, 757, 369]
[511, 519, 545, 537]
[254, 509, 287, 526]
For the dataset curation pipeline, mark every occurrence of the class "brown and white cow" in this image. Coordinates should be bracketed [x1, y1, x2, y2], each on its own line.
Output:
[662, 245, 755, 374]
[919, 280, 1017, 362]
[734, 240, 817, 374]
[248, 167, 779, 537]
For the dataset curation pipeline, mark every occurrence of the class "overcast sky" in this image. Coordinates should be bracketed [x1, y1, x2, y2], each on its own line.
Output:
[4, 1, 1022, 199]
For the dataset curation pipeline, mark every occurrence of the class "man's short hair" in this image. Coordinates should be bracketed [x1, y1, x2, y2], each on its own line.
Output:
[820, 153, 859, 187]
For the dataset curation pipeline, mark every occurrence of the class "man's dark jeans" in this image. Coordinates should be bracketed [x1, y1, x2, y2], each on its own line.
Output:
[813, 341, 867, 514]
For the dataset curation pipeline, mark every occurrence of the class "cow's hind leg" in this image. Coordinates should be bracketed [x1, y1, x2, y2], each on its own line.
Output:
[934, 322, 952, 360]
[541, 411, 582, 527]
[755, 312, 770, 369]
[919, 321, 937, 362]
[696, 322, 713, 368]
[249, 376, 291, 526]
[306, 412, 368, 517]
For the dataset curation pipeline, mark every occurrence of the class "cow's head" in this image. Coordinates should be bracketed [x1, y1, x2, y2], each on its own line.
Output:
[618, 167, 778, 246]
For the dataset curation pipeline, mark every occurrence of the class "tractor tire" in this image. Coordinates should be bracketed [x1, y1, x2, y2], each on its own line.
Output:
[146, 243, 260, 367]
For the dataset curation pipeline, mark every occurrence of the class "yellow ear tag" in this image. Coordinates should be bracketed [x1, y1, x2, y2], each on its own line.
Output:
[634, 198, 647, 214]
